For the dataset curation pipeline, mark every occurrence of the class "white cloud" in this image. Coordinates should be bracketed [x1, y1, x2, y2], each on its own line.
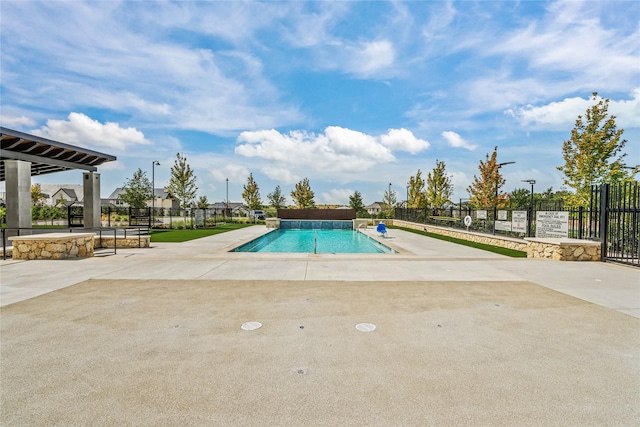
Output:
[320, 188, 353, 205]
[235, 126, 429, 180]
[506, 89, 640, 129]
[380, 128, 430, 153]
[261, 166, 299, 185]
[441, 131, 477, 151]
[31, 113, 151, 151]
[347, 40, 396, 77]
[209, 163, 250, 183]
[0, 115, 36, 128]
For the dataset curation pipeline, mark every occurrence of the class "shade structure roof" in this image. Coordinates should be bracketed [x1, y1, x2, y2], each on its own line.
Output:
[0, 127, 116, 181]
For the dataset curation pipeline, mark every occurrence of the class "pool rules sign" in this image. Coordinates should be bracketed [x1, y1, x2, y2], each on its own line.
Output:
[535, 211, 569, 238]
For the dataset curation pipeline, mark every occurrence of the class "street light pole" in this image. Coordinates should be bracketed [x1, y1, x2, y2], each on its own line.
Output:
[226, 178, 229, 220]
[152, 161, 160, 227]
[522, 179, 536, 237]
[494, 161, 515, 234]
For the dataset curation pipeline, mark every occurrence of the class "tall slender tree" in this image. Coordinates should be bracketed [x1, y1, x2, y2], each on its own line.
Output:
[426, 160, 453, 208]
[557, 92, 630, 208]
[382, 186, 396, 217]
[467, 147, 506, 208]
[121, 168, 153, 209]
[291, 178, 316, 208]
[407, 170, 427, 208]
[242, 173, 262, 210]
[196, 195, 209, 209]
[168, 153, 198, 227]
[267, 185, 287, 209]
[349, 190, 366, 216]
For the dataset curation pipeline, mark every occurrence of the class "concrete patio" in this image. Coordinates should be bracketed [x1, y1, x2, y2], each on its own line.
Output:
[1, 226, 638, 426]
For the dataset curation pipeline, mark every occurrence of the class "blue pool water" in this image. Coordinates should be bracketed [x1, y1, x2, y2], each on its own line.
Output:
[232, 229, 396, 254]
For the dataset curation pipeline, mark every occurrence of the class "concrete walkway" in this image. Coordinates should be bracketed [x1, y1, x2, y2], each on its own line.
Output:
[1, 226, 639, 426]
[2, 226, 638, 317]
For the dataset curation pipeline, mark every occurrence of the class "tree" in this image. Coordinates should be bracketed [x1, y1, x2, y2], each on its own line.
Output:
[267, 185, 287, 209]
[467, 147, 506, 208]
[196, 195, 209, 209]
[382, 185, 396, 216]
[31, 184, 47, 207]
[558, 92, 630, 208]
[291, 178, 316, 208]
[349, 190, 366, 216]
[509, 188, 531, 210]
[426, 160, 453, 208]
[121, 168, 153, 209]
[168, 153, 198, 209]
[242, 173, 262, 210]
[407, 170, 427, 208]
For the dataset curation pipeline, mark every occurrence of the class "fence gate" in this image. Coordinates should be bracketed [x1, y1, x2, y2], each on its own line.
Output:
[599, 182, 640, 266]
[67, 205, 83, 227]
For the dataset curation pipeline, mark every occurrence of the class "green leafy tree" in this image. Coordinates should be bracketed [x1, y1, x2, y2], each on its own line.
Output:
[426, 160, 454, 208]
[267, 185, 287, 209]
[196, 195, 209, 209]
[168, 153, 198, 228]
[382, 185, 396, 217]
[407, 170, 427, 208]
[121, 168, 153, 209]
[558, 92, 630, 208]
[31, 184, 47, 207]
[467, 147, 507, 208]
[242, 173, 262, 210]
[291, 178, 316, 208]
[509, 188, 531, 210]
[349, 190, 366, 216]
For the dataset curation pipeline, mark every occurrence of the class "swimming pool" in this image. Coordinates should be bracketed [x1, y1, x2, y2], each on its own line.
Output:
[232, 229, 397, 254]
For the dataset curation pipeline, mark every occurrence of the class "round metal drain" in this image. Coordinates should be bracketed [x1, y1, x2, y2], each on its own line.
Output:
[241, 322, 262, 331]
[355, 323, 376, 332]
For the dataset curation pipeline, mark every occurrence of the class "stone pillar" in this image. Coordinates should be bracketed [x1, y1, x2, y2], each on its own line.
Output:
[83, 172, 101, 229]
[4, 160, 32, 235]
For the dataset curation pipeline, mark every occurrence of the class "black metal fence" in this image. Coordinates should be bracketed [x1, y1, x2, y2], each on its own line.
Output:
[394, 182, 639, 266]
[599, 182, 639, 266]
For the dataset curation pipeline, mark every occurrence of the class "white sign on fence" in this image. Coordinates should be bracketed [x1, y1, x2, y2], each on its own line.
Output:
[498, 210, 508, 221]
[512, 211, 527, 233]
[477, 210, 487, 220]
[495, 221, 512, 232]
[536, 211, 569, 238]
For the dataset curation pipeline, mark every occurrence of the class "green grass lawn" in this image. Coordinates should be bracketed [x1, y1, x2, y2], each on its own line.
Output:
[392, 226, 528, 258]
[150, 223, 253, 242]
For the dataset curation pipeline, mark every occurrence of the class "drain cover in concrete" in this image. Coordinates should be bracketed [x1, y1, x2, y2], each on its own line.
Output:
[355, 323, 376, 332]
[241, 322, 262, 331]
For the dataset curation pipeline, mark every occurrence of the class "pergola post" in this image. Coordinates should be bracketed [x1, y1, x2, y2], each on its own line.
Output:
[83, 172, 101, 229]
[4, 159, 32, 235]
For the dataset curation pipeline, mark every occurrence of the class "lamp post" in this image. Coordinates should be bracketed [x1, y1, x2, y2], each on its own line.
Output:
[151, 161, 160, 227]
[388, 182, 392, 217]
[494, 161, 515, 234]
[406, 185, 410, 209]
[522, 179, 535, 237]
[226, 178, 229, 220]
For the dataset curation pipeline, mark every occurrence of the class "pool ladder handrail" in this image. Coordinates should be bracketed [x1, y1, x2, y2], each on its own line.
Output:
[314, 231, 317, 254]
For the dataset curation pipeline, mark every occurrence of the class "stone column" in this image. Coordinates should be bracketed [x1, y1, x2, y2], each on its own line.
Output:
[4, 160, 32, 235]
[83, 172, 101, 229]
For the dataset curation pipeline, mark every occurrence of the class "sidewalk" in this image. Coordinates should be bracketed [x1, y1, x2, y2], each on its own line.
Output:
[1, 226, 638, 426]
[2, 226, 638, 317]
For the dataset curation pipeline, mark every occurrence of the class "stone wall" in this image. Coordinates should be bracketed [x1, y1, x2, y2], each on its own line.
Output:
[10, 233, 94, 260]
[96, 235, 150, 248]
[389, 219, 601, 261]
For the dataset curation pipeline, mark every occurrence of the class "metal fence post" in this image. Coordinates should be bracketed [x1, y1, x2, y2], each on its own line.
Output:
[598, 184, 610, 261]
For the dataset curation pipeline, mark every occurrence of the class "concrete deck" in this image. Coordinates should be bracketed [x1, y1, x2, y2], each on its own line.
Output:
[1, 226, 639, 425]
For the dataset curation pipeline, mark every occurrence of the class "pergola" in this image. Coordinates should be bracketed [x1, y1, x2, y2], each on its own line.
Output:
[1, 127, 117, 230]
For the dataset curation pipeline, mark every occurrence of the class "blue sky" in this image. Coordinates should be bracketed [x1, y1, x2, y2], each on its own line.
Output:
[1, 1, 638, 206]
